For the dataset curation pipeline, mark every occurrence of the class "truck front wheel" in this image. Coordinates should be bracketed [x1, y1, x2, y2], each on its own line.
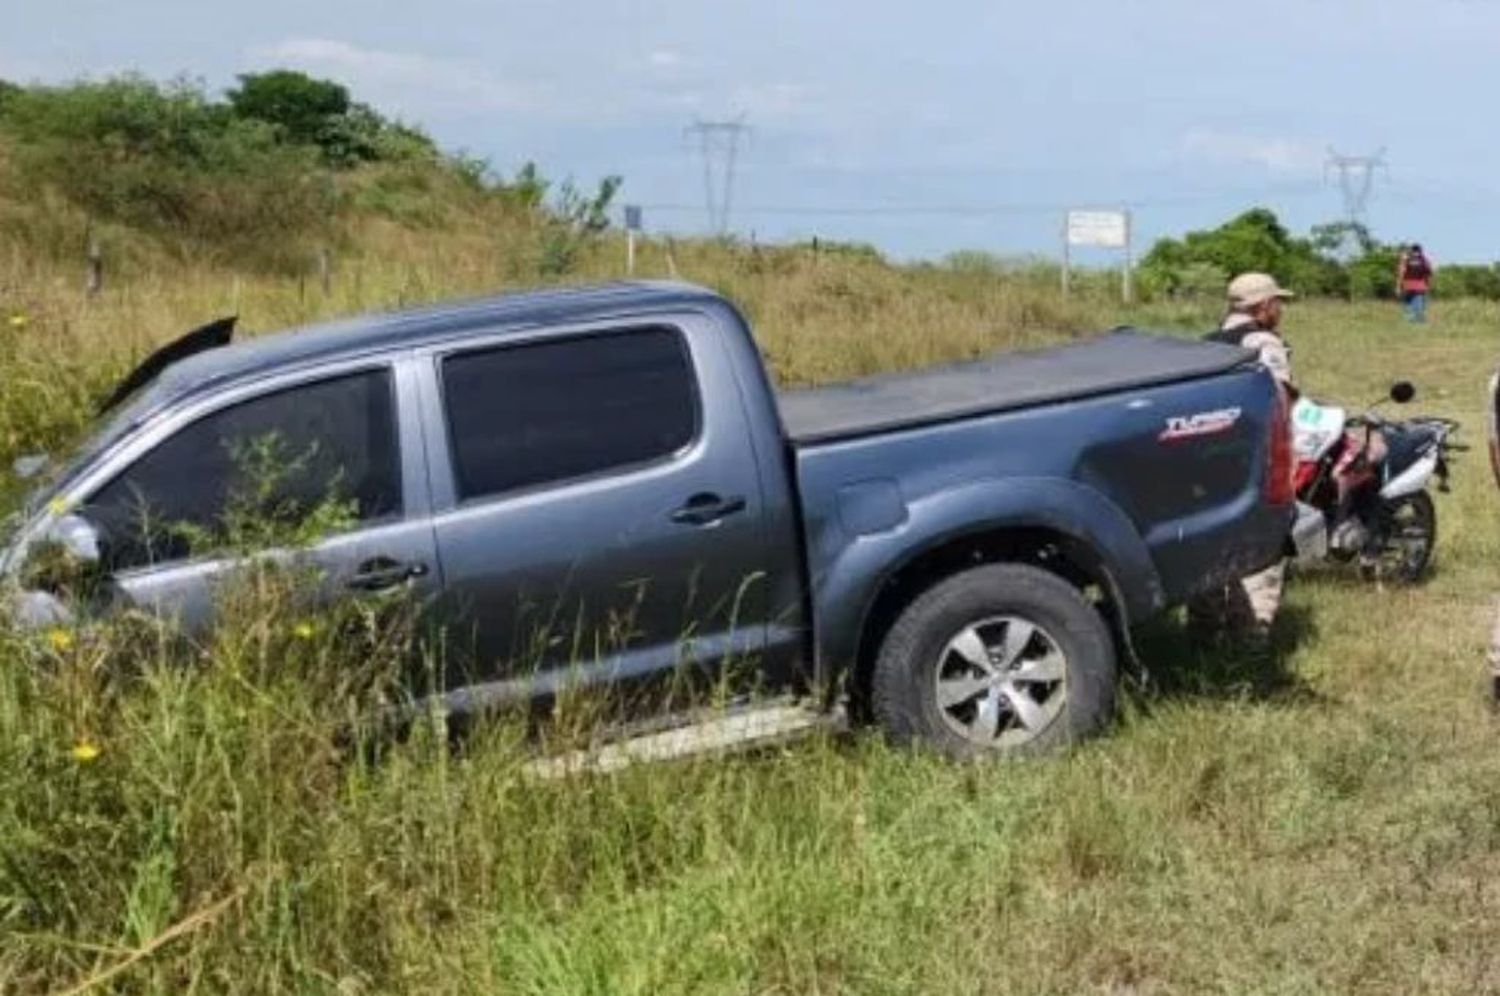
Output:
[870, 564, 1116, 758]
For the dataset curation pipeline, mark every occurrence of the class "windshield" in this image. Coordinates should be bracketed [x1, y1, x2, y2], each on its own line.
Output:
[13, 315, 240, 518]
[17, 383, 170, 518]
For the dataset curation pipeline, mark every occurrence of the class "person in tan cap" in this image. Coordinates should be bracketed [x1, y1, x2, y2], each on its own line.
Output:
[1191, 272, 1297, 644]
[1205, 272, 1296, 391]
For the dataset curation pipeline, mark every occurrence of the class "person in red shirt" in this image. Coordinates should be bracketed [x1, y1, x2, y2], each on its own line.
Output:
[1396, 243, 1433, 324]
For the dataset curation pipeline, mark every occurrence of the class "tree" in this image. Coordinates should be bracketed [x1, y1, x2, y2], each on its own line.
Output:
[227, 71, 350, 148]
[1141, 208, 1349, 299]
[1310, 220, 1376, 258]
[225, 71, 437, 167]
[1180, 208, 1292, 277]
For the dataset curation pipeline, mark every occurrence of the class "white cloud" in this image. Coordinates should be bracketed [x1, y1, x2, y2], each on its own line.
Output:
[730, 82, 813, 119]
[1179, 129, 1324, 175]
[647, 49, 685, 70]
[245, 37, 546, 115]
[246, 36, 826, 132]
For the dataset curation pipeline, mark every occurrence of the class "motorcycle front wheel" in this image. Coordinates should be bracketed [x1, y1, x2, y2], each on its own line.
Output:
[1363, 490, 1437, 583]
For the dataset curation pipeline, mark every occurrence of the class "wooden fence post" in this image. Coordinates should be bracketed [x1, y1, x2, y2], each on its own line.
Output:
[85, 237, 103, 298]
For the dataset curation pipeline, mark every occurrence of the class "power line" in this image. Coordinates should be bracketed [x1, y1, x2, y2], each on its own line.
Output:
[1325, 147, 1389, 226]
[634, 181, 1329, 220]
[684, 117, 749, 235]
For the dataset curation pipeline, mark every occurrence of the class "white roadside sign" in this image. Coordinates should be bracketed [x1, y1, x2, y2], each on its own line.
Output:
[1061, 207, 1134, 302]
[1066, 209, 1129, 248]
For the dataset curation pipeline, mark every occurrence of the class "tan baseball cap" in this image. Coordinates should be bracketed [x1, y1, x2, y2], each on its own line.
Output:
[1227, 272, 1295, 308]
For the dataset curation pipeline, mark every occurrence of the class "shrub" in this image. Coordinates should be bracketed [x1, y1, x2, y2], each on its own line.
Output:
[0, 77, 21, 115]
[1434, 263, 1500, 300]
[796, 237, 886, 264]
[1172, 261, 1230, 300]
[1347, 245, 1401, 300]
[533, 175, 622, 276]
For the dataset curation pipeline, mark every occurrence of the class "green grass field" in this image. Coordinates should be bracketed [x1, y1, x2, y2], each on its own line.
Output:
[4, 230, 1500, 994]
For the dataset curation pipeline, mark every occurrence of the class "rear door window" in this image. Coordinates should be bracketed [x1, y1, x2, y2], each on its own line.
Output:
[440, 327, 698, 502]
[86, 369, 401, 571]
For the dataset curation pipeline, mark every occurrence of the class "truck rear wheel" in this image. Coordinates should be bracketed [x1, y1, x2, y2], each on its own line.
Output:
[870, 564, 1116, 758]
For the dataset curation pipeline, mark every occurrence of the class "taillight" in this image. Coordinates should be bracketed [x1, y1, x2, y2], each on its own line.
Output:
[1264, 384, 1295, 505]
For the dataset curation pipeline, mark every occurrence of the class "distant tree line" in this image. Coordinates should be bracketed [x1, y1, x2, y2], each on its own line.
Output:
[1139, 208, 1500, 301]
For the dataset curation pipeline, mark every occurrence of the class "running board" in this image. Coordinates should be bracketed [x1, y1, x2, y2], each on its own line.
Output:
[525, 701, 841, 779]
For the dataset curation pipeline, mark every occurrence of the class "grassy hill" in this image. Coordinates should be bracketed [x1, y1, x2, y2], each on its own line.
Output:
[5, 74, 1500, 995]
[0, 156, 1132, 480]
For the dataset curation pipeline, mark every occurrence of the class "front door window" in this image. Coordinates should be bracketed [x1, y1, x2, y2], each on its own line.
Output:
[85, 369, 402, 571]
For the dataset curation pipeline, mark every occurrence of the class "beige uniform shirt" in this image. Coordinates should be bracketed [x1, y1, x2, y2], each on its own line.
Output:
[1221, 313, 1292, 387]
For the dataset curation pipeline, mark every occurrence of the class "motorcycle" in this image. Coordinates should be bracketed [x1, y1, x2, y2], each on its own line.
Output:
[1288, 381, 1462, 583]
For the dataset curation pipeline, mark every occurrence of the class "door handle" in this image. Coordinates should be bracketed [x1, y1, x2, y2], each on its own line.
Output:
[347, 556, 429, 592]
[671, 493, 747, 526]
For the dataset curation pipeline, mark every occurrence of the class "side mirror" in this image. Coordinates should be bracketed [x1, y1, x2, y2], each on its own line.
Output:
[1390, 381, 1416, 404]
[20, 514, 108, 595]
[52, 514, 104, 562]
[11, 454, 49, 480]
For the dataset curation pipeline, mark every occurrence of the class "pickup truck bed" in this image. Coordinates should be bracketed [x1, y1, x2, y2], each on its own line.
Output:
[779, 330, 1255, 444]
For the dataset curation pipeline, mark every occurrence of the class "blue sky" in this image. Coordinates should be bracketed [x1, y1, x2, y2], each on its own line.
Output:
[4, 0, 1498, 261]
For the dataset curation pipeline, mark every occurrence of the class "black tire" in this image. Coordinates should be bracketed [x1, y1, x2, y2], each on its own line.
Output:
[1365, 490, 1437, 584]
[870, 563, 1116, 759]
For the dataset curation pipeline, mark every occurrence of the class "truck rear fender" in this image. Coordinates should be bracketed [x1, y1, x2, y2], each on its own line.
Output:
[810, 476, 1162, 694]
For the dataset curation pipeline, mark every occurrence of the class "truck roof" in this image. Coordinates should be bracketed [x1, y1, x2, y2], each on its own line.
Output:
[54, 281, 733, 504]
[778, 329, 1257, 445]
[153, 280, 727, 400]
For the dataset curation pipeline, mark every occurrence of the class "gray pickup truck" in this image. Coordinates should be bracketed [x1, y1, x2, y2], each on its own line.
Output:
[4, 282, 1293, 756]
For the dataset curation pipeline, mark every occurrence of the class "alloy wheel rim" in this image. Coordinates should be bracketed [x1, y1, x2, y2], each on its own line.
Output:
[933, 615, 1068, 748]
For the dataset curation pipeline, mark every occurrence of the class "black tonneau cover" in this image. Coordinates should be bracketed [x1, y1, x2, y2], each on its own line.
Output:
[778, 329, 1256, 445]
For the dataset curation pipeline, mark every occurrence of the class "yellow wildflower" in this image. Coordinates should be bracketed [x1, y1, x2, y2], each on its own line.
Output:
[71, 741, 101, 763]
[47, 496, 71, 517]
[7, 313, 27, 330]
[46, 627, 75, 653]
[292, 621, 316, 640]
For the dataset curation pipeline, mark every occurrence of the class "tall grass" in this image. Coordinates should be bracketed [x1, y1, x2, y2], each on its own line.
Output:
[5, 181, 1500, 992]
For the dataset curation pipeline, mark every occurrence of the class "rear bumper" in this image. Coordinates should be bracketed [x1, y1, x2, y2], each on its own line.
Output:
[1289, 501, 1328, 563]
[1156, 500, 1296, 607]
